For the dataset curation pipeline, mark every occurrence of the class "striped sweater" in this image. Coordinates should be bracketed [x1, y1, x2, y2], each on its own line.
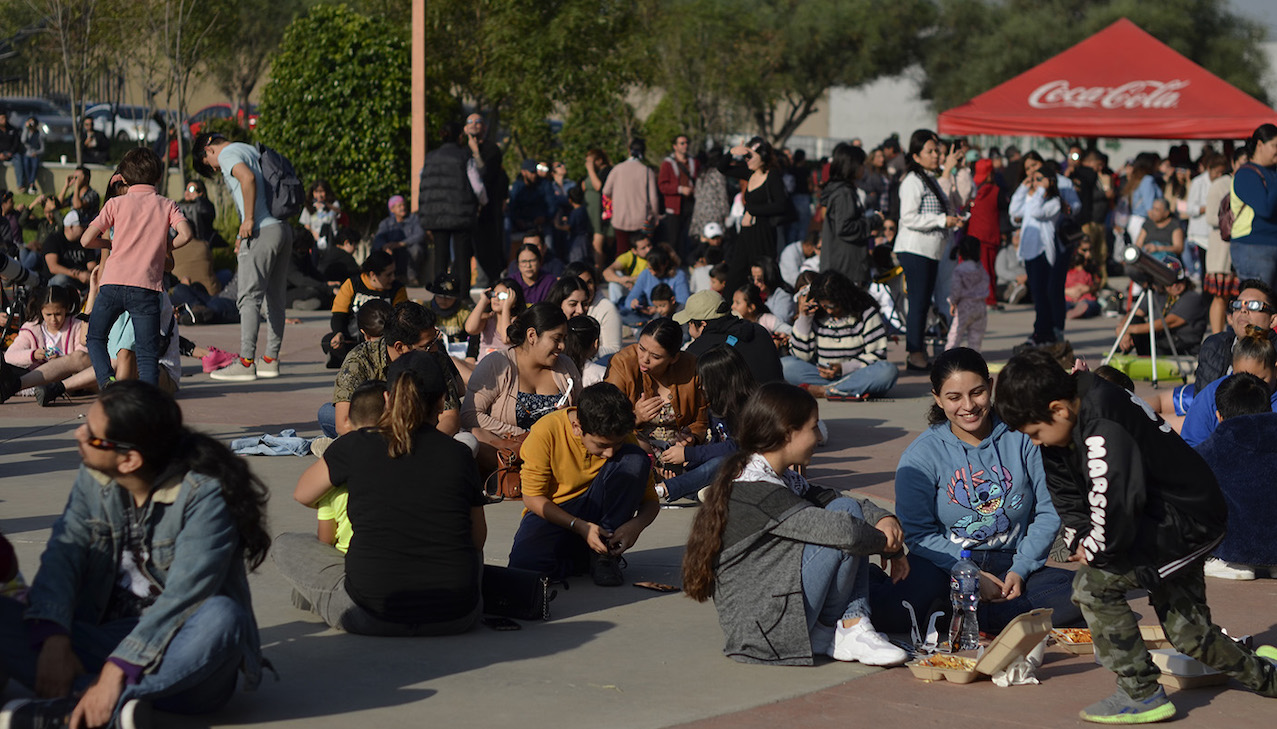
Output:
[790, 305, 888, 371]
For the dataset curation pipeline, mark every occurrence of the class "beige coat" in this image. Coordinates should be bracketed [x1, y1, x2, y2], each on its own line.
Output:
[461, 347, 582, 437]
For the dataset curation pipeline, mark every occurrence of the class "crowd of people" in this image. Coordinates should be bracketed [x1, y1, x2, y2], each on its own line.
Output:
[4, 116, 1277, 727]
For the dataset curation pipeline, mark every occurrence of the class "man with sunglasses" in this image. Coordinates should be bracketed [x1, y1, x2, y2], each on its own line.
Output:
[0, 381, 268, 729]
[1193, 279, 1277, 392]
[318, 301, 463, 438]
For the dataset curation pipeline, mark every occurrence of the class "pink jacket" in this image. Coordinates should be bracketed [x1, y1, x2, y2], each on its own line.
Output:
[602, 158, 660, 232]
[4, 319, 85, 368]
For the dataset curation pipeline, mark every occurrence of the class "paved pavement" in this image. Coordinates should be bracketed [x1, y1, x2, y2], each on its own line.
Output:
[2, 290, 1275, 728]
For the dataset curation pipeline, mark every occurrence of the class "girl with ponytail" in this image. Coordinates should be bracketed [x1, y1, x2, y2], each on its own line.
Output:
[682, 382, 909, 666]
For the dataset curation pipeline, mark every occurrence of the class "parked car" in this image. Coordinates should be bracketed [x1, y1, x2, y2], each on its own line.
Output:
[0, 97, 76, 145]
[82, 103, 167, 144]
[186, 103, 259, 138]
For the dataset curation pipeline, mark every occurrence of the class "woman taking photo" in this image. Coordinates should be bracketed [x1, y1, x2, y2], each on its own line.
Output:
[783, 270, 898, 400]
[1010, 166, 1065, 345]
[896, 129, 964, 371]
[605, 318, 708, 451]
[464, 277, 526, 362]
[1230, 123, 1277, 288]
[870, 347, 1081, 635]
[682, 382, 909, 666]
[462, 303, 581, 459]
[282, 352, 487, 636]
[562, 260, 622, 358]
[717, 137, 791, 292]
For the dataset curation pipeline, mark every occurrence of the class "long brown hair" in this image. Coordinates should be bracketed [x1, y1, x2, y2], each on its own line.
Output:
[682, 383, 817, 602]
[378, 370, 437, 458]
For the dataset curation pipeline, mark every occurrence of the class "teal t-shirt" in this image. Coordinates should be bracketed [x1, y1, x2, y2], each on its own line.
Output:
[218, 142, 281, 233]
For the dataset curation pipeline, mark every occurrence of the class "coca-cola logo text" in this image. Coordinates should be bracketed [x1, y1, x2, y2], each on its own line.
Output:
[1028, 80, 1189, 110]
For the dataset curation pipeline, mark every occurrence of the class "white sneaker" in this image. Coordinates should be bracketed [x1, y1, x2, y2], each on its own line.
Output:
[118, 699, 152, 729]
[829, 618, 908, 665]
[310, 436, 334, 457]
[256, 358, 280, 378]
[210, 359, 257, 382]
[1204, 557, 1255, 581]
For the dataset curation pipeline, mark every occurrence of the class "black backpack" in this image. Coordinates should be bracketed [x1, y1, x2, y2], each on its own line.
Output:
[255, 143, 304, 220]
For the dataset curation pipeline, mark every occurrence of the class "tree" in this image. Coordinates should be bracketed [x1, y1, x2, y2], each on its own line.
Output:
[146, 0, 222, 180]
[202, 0, 306, 120]
[919, 0, 1273, 113]
[427, 0, 645, 174]
[258, 4, 410, 226]
[21, 0, 115, 165]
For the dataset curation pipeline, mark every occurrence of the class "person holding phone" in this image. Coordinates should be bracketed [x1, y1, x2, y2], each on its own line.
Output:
[464, 277, 526, 362]
[1009, 162, 1065, 345]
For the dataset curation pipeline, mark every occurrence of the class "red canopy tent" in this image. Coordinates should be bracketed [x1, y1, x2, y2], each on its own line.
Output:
[937, 18, 1275, 140]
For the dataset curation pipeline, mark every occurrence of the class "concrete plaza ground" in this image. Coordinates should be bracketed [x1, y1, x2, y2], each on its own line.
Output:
[2, 289, 1276, 728]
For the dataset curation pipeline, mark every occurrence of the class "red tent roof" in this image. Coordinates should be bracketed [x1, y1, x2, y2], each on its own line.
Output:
[937, 18, 1275, 140]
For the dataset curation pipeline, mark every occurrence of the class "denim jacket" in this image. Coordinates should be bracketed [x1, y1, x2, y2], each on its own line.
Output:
[25, 465, 263, 688]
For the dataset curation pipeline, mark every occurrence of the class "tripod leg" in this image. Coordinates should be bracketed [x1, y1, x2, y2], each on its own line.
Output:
[1103, 290, 1147, 366]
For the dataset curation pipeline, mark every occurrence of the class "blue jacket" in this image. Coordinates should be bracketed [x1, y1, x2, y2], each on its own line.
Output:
[1231, 163, 1277, 246]
[626, 268, 690, 310]
[1195, 412, 1277, 564]
[1180, 374, 1277, 446]
[24, 465, 263, 686]
[895, 416, 1060, 580]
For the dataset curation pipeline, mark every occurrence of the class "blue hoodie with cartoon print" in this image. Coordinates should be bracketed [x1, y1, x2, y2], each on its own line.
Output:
[895, 416, 1061, 581]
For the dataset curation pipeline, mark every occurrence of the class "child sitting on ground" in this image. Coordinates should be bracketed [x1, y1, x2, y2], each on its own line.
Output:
[732, 282, 791, 338]
[689, 245, 725, 294]
[996, 348, 1277, 725]
[946, 235, 989, 351]
[3, 285, 88, 403]
[650, 283, 677, 321]
[316, 381, 388, 553]
[1065, 242, 1101, 320]
[708, 261, 730, 296]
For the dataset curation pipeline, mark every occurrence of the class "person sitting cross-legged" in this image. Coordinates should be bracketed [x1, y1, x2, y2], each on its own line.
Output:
[507, 382, 659, 586]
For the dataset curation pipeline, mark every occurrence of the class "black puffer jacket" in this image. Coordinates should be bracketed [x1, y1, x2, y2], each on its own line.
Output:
[684, 316, 784, 384]
[418, 142, 478, 231]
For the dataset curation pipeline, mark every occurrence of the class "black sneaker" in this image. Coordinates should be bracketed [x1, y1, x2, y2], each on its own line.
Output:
[0, 697, 78, 729]
[589, 553, 624, 587]
[0, 362, 23, 404]
[35, 381, 65, 407]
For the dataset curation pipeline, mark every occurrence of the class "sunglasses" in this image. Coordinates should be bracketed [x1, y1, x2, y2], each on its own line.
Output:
[1230, 300, 1275, 314]
[83, 425, 136, 452]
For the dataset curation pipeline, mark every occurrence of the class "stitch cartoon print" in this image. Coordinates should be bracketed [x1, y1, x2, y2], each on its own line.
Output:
[947, 466, 1022, 544]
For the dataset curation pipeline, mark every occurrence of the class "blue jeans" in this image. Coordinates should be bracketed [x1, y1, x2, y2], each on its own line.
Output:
[1231, 243, 1277, 292]
[618, 307, 652, 329]
[508, 444, 651, 578]
[662, 455, 726, 501]
[18, 155, 39, 188]
[87, 284, 161, 388]
[898, 251, 939, 355]
[781, 356, 898, 397]
[317, 402, 338, 438]
[868, 550, 1083, 635]
[0, 595, 247, 722]
[802, 498, 871, 636]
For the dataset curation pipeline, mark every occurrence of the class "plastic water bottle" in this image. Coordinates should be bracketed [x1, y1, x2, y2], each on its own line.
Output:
[949, 549, 980, 651]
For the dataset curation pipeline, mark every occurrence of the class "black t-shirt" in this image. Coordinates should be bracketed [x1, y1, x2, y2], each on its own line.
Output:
[40, 231, 97, 274]
[325, 427, 486, 623]
[1140, 290, 1208, 354]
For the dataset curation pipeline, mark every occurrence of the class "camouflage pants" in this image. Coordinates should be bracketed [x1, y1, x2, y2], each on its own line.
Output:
[1073, 562, 1277, 700]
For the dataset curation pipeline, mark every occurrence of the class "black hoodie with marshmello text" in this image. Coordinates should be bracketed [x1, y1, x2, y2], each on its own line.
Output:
[1039, 373, 1227, 588]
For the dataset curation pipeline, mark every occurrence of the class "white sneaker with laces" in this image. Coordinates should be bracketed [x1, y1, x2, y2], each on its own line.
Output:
[1204, 557, 1255, 581]
[829, 618, 908, 665]
[210, 359, 257, 381]
[256, 358, 280, 378]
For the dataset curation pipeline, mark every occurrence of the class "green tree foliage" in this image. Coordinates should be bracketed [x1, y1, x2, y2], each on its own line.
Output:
[920, 0, 1272, 112]
[557, 93, 639, 181]
[258, 4, 409, 224]
[427, 0, 644, 174]
[203, 0, 308, 119]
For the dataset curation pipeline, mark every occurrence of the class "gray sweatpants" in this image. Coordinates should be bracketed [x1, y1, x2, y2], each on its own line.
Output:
[236, 222, 292, 361]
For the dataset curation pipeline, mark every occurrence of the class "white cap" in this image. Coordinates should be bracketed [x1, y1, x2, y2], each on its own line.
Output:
[702, 222, 724, 239]
[63, 210, 81, 227]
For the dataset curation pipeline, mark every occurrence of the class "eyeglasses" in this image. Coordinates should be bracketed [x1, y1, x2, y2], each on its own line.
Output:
[83, 425, 136, 452]
[1230, 300, 1275, 314]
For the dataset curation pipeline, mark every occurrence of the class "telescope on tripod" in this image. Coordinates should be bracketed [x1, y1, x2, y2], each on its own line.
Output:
[1101, 247, 1185, 387]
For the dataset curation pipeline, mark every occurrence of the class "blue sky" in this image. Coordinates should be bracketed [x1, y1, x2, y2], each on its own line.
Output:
[1231, 0, 1275, 39]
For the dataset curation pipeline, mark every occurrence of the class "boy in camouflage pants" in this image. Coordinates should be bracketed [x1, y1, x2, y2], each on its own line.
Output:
[996, 349, 1277, 724]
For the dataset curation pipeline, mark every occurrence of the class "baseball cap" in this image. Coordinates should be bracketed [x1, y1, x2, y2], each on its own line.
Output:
[702, 222, 724, 239]
[63, 210, 81, 227]
[521, 159, 538, 173]
[426, 273, 461, 297]
[386, 350, 447, 398]
[973, 159, 993, 186]
[673, 290, 729, 325]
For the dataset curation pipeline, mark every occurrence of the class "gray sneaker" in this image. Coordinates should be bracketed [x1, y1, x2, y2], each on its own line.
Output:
[1079, 687, 1175, 724]
[210, 358, 257, 382]
[256, 358, 280, 379]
